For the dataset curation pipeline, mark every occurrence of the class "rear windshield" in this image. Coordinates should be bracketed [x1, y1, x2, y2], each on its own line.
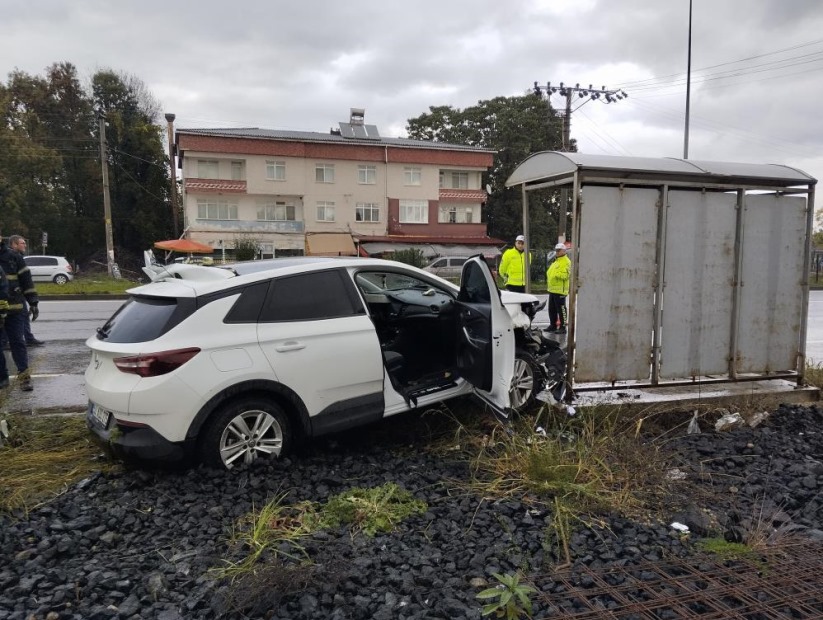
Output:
[96, 296, 193, 343]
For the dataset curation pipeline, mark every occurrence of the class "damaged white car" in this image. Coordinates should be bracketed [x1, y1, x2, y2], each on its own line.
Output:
[85, 255, 565, 468]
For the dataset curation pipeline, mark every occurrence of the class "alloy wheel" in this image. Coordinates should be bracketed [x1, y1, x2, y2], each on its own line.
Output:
[219, 409, 283, 468]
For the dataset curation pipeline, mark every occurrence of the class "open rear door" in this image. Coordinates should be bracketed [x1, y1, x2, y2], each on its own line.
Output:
[455, 256, 515, 418]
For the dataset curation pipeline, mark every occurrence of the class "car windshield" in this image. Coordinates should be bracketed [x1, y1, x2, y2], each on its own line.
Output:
[356, 272, 433, 292]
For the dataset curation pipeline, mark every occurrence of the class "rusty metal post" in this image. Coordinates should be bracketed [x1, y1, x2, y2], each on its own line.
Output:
[651, 185, 669, 385]
[729, 189, 746, 381]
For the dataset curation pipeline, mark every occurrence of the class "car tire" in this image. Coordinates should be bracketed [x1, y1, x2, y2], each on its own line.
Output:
[199, 397, 291, 469]
[510, 349, 543, 412]
[53, 274, 69, 285]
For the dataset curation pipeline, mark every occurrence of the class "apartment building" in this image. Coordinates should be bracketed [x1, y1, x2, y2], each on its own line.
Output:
[175, 109, 500, 259]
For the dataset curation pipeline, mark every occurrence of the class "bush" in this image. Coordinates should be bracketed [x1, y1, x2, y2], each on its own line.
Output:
[389, 248, 428, 268]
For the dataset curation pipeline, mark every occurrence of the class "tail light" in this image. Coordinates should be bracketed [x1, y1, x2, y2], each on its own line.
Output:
[66, 264, 73, 273]
[114, 347, 201, 377]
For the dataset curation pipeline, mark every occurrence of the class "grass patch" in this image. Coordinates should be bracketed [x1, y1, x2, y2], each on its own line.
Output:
[215, 482, 427, 583]
[805, 361, 823, 389]
[37, 276, 138, 295]
[466, 404, 671, 564]
[318, 482, 428, 537]
[0, 414, 115, 516]
[696, 537, 760, 563]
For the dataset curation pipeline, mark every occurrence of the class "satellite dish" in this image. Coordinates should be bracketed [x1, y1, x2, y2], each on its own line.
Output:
[485, 184, 492, 194]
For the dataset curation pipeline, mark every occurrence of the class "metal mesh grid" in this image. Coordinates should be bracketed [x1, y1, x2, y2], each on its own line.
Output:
[532, 542, 823, 618]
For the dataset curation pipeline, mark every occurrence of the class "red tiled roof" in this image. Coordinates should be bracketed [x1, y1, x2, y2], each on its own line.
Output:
[185, 179, 247, 193]
[438, 189, 487, 202]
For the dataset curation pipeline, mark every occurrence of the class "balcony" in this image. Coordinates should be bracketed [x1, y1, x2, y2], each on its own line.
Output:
[191, 219, 304, 233]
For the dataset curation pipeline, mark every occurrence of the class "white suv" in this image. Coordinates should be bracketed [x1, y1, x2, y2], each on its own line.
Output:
[24, 255, 74, 284]
[85, 256, 542, 468]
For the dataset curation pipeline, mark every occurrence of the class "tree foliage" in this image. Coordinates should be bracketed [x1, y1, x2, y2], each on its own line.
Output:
[407, 93, 572, 249]
[0, 63, 172, 268]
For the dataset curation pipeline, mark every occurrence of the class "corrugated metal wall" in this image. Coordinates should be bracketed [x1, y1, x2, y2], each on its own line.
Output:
[574, 185, 808, 384]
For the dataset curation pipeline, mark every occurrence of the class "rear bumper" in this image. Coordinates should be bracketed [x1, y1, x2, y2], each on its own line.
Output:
[86, 407, 192, 463]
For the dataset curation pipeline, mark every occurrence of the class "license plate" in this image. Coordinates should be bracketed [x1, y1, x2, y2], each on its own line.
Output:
[89, 402, 110, 428]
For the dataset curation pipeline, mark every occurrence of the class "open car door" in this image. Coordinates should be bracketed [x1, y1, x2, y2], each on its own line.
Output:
[455, 256, 515, 419]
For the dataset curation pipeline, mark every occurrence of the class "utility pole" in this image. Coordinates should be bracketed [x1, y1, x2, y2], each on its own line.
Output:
[533, 82, 628, 241]
[98, 111, 117, 278]
[683, 0, 693, 159]
[164, 113, 180, 237]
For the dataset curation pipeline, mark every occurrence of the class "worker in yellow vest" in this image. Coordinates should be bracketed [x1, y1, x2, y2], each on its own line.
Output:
[546, 242, 571, 333]
[498, 235, 531, 292]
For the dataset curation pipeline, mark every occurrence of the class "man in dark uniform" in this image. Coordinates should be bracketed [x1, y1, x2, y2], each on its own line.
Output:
[0, 234, 39, 391]
[0, 264, 10, 389]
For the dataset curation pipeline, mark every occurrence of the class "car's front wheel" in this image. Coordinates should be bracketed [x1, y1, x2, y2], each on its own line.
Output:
[200, 398, 291, 469]
[510, 350, 543, 412]
[53, 274, 69, 285]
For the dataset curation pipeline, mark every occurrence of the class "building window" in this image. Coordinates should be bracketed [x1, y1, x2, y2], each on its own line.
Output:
[230, 161, 244, 181]
[358, 164, 376, 184]
[404, 167, 421, 186]
[356, 203, 380, 222]
[316, 201, 336, 222]
[257, 201, 296, 221]
[399, 199, 428, 223]
[439, 204, 475, 224]
[197, 160, 219, 178]
[439, 171, 445, 188]
[266, 160, 286, 181]
[450, 172, 468, 189]
[197, 198, 238, 220]
[315, 164, 335, 183]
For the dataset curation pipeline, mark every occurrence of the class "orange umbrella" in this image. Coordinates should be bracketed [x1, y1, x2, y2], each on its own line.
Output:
[153, 239, 214, 254]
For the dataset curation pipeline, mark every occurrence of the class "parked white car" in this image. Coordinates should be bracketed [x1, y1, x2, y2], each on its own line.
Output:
[86, 256, 545, 469]
[24, 255, 74, 284]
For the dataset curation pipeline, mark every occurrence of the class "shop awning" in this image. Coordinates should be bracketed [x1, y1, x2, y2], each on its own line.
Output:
[305, 232, 357, 256]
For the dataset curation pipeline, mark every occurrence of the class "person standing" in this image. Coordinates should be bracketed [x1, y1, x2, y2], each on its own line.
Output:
[0, 234, 39, 391]
[498, 234, 531, 293]
[546, 242, 571, 334]
[0, 265, 10, 389]
[8, 235, 44, 346]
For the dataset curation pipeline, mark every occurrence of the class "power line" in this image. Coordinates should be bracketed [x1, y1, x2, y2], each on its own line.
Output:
[615, 37, 823, 89]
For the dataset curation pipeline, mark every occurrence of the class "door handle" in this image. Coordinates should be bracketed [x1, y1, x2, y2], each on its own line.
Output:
[275, 341, 306, 352]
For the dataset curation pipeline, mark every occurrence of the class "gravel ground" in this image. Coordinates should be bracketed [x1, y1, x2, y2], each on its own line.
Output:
[1, 402, 822, 620]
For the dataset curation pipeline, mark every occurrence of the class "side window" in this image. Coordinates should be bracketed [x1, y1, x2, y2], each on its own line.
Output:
[25, 257, 47, 267]
[224, 282, 269, 323]
[260, 270, 363, 322]
[458, 261, 491, 304]
[44, 257, 58, 266]
[450, 258, 468, 267]
[432, 259, 446, 268]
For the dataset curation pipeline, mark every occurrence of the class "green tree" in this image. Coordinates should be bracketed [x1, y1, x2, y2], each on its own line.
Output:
[92, 70, 173, 258]
[407, 94, 570, 248]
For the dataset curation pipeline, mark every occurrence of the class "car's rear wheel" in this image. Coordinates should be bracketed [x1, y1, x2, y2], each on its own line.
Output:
[510, 350, 542, 412]
[200, 398, 291, 469]
[53, 274, 69, 285]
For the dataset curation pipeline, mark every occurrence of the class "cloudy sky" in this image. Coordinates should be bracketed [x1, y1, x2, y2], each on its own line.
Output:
[3, 0, 823, 211]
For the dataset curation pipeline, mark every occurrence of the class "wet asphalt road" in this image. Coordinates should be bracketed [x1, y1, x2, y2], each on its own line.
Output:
[0, 299, 125, 415]
[1, 292, 821, 416]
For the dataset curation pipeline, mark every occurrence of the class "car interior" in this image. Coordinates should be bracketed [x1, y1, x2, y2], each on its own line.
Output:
[354, 271, 460, 403]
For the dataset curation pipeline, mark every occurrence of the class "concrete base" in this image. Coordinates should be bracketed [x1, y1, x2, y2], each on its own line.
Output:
[573, 379, 820, 414]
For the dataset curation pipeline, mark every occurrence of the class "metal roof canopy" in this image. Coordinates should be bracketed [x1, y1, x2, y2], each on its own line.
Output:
[504, 151, 818, 402]
[506, 151, 816, 189]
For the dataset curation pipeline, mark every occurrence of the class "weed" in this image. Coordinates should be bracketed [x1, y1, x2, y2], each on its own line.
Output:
[213, 494, 316, 582]
[318, 482, 427, 537]
[696, 537, 760, 562]
[477, 571, 536, 619]
[215, 483, 427, 583]
[0, 414, 116, 516]
[805, 361, 823, 389]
